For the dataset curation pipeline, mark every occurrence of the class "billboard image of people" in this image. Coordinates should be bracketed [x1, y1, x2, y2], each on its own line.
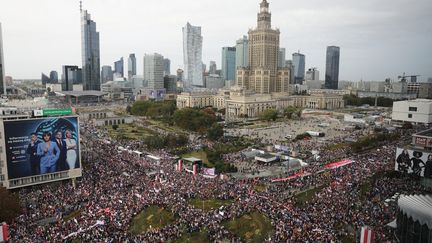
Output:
[395, 148, 432, 178]
[4, 117, 80, 180]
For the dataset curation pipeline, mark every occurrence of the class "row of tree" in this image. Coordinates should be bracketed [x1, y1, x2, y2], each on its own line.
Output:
[143, 133, 189, 150]
[350, 133, 400, 152]
[259, 106, 302, 121]
[128, 100, 176, 119]
[343, 94, 394, 107]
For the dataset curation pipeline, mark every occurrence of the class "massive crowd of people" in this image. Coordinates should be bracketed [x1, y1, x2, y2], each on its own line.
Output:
[7, 120, 432, 242]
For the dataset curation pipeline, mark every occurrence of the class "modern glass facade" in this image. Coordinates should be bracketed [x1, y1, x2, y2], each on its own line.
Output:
[163, 58, 171, 76]
[114, 57, 124, 77]
[183, 22, 203, 89]
[325, 46, 340, 90]
[222, 47, 236, 81]
[144, 53, 164, 90]
[235, 35, 249, 68]
[81, 10, 100, 90]
[292, 52, 305, 84]
[278, 48, 286, 68]
[62, 65, 82, 91]
[49, 71, 58, 83]
[128, 54, 136, 80]
[101, 65, 113, 83]
[0, 23, 5, 95]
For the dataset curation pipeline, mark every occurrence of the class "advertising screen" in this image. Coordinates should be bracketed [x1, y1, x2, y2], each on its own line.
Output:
[4, 117, 80, 180]
[395, 148, 432, 178]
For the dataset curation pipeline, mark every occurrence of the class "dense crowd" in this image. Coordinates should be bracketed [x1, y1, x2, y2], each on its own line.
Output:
[7, 122, 431, 242]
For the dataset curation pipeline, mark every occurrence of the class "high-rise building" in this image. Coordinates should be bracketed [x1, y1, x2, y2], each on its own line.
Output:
[0, 23, 5, 95]
[278, 48, 286, 68]
[292, 52, 305, 84]
[176, 69, 184, 81]
[183, 22, 203, 88]
[209, 61, 217, 74]
[236, 0, 290, 94]
[114, 57, 124, 77]
[305, 67, 319, 81]
[81, 6, 100, 91]
[143, 53, 164, 90]
[62, 65, 81, 91]
[325, 46, 340, 89]
[101, 65, 113, 83]
[128, 54, 136, 80]
[235, 35, 249, 68]
[163, 58, 171, 76]
[41, 73, 50, 85]
[222, 47, 236, 81]
[164, 75, 177, 93]
[49, 71, 58, 83]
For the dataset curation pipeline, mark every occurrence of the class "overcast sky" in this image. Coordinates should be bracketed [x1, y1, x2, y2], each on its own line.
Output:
[1, 0, 431, 81]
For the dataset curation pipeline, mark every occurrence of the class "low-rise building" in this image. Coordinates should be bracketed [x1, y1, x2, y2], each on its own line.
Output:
[392, 99, 432, 124]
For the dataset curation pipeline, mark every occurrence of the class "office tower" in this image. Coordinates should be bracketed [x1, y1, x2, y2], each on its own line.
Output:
[292, 52, 305, 84]
[205, 75, 225, 89]
[278, 48, 286, 68]
[0, 23, 4, 94]
[101, 65, 113, 83]
[143, 53, 164, 90]
[324, 46, 340, 89]
[285, 60, 295, 84]
[202, 63, 206, 73]
[128, 54, 136, 80]
[209, 61, 217, 74]
[41, 73, 50, 85]
[305, 67, 319, 81]
[114, 57, 124, 77]
[163, 58, 171, 76]
[176, 69, 184, 81]
[183, 22, 203, 89]
[81, 6, 100, 90]
[164, 75, 177, 93]
[49, 71, 58, 83]
[235, 35, 249, 68]
[222, 47, 236, 81]
[236, 0, 290, 93]
[62, 65, 81, 91]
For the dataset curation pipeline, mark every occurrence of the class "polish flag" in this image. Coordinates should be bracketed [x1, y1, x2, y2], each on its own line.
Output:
[193, 164, 197, 176]
[0, 223, 8, 242]
[360, 226, 374, 243]
[178, 160, 183, 172]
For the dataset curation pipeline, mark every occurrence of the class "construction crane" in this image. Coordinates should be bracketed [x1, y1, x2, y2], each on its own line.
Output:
[398, 72, 420, 83]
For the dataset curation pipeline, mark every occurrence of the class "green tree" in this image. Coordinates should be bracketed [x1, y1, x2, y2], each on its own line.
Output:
[112, 124, 119, 130]
[173, 108, 216, 132]
[284, 106, 297, 119]
[260, 108, 278, 121]
[207, 124, 224, 141]
[0, 187, 21, 223]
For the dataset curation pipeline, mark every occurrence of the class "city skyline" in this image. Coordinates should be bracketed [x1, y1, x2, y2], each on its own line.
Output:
[0, 0, 431, 81]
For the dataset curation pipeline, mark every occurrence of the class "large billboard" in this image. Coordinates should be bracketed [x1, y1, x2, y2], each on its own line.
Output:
[395, 148, 432, 178]
[4, 117, 80, 180]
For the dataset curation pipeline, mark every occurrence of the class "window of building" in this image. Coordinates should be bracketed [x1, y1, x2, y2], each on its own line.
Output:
[408, 114, 413, 118]
[409, 107, 417, 112]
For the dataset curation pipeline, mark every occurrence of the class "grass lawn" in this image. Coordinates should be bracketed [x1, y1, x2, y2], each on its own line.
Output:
[129, 206, 175, 235]
[182, 150, 213, 167]
[105, 123, 156, 140]
[189, 198, 233, 212]
[173, 230, 210, 243]
[223, 211, 273, 243]
[295, 185, 327, 207]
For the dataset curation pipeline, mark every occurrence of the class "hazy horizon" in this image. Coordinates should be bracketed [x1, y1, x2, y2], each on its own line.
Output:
[1, 0, 431, 81]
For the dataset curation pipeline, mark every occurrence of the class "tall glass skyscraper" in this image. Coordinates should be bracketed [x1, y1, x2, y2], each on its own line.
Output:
[81, 8, 100, 90]
[292, 52, 305, 84]
[222, 47, 236, 81]
[144, 53, 164, 90]
[128, 54, 136, 80]
[163, 58, 171, 76]
[325, 46, 340, 89]
[278, 48, 286, 68]
[114, 57, 124, 77]
[183, 22, 203, 89]
[62, 65, 81, 91]
[0, 23, 5, 95]
[101, 65, 113, 83]
[235, 35, 249, 68]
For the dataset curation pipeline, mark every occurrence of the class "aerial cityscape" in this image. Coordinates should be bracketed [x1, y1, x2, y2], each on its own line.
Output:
[0, 0, 431, 242]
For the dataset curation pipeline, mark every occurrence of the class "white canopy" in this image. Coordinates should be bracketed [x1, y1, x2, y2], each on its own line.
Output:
[398, 194, 432, 228]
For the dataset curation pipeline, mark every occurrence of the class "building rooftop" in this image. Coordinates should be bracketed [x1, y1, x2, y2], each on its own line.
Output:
[415, 129, 432, 138]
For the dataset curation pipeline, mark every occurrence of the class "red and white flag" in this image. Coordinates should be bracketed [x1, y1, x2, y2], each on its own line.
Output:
[360, 226, 374, 243]
[193, 164, 197, 176]
[178, 160, 183, 172]
[0, 223, 8, 242]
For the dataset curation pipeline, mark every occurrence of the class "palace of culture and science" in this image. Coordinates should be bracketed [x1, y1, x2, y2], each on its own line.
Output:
[176, 0, 344, 119]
